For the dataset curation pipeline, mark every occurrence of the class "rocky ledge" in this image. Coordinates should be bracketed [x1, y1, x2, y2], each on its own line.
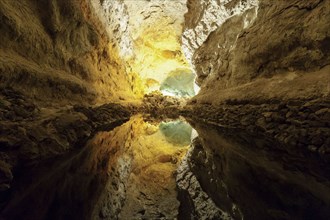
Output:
[184, 97, 330, 161]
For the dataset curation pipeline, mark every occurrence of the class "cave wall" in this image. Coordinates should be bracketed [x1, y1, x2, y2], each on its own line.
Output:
[181, 0, 330, 157]
[90, 0, 192, 96]
[183, 0, 330, 103]
[121, 0, 190, 94]
[0, 0, 139, 105]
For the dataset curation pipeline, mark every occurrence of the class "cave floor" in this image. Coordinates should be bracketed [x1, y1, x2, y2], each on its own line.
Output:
[1, 115, 330, 220]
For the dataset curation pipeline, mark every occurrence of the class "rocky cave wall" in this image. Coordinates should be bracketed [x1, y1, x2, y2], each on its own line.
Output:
[0, 0, 141, 106]
[0, 0, 145, 199]
[181, 0, 330, 157]
[0, 0, 193, 204]
[87, 0, 192, 97]
[1, 0, 329, 121]
[114, 0, 191, 95]
[183, 0, 330, 103]
[1, 0, 330, 218]
[0, 0, 197, 106]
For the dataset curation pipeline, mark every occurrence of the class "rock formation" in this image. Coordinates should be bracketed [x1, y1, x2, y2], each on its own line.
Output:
[0, 0, 143, 105]
[0, 0, 329, 219]
[183, 0, 330, 158]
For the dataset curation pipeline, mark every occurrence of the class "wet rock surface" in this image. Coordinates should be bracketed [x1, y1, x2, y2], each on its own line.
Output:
[176, 139, 234, 220]
[0, 123, 131, 220]
[184, 97, 330, 161]
[0, 0, 329, 219]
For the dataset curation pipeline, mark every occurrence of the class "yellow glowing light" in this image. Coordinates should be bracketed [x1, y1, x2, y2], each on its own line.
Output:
[126, 18, 192, 96]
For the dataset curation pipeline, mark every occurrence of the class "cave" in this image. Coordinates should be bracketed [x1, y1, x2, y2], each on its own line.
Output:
[0, 0, 330, 219]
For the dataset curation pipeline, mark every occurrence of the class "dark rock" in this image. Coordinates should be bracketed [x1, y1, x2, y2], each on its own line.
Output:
[307, 120, 327, 127]
[318, 145, 330, 155]
[271, 112, 286, 123]
[288, 119, 303, 126]
[307, 145, 318, 152]
[298, 112, 309, 120]
[318, 111, 330, 122]
[0, 160, 13, 192]
[307, 113, 319, 121]
[311, 136, 324, 146]
[315, 108, 330, 116]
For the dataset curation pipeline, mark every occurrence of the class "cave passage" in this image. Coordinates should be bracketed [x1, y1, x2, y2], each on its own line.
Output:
[2, 115, 329, 220]
[1, 0, 330, 219]
[91, 0, 200, 98]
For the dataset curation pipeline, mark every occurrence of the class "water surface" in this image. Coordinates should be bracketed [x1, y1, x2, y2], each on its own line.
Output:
[1, 115, 329, 220]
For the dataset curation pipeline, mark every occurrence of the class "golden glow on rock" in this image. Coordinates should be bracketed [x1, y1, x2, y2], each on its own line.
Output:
[127, 19, 192, 95]
[92, 0, 197, 100]
[90, 0, 197, 100]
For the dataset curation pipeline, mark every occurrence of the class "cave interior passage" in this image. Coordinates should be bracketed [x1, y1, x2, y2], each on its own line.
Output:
[97, 0, 200, 98]
[0, 0, 330, 219]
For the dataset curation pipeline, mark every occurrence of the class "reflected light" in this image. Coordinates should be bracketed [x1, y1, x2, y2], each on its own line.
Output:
[83, 114, 196, 217]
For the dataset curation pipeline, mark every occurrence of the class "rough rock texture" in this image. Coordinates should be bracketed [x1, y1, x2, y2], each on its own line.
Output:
[182, 0, 259, 67]
[1, 0, 330, 218]
[0, 0, 145, 207]
[183, 0, 330, 99]
[0, 0, 140, 105]
[139, 91, 188, 118]
[122, 0, 192, 94]
[183, 97, 330, 158]
[182, 0, 330, 157]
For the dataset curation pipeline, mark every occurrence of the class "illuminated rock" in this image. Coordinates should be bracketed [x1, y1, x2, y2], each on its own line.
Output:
[160, 68, 196, 97]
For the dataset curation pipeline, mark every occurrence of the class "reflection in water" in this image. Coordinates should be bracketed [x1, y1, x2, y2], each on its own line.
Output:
[1, 115, 192, 220]
[117, 116, 190, 219]
[159, 121, 192, 145]
[177, 121, 330, 220]
[1, 115, 329, 220]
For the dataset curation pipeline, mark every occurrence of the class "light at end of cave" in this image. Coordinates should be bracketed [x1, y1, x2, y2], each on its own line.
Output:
[127, 18, 199, 98]
[142, 68, 200, 98]
[158, 68, 199, 97]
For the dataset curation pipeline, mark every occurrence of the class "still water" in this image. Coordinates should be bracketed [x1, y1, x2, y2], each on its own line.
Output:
[1, 115, 330, 220]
